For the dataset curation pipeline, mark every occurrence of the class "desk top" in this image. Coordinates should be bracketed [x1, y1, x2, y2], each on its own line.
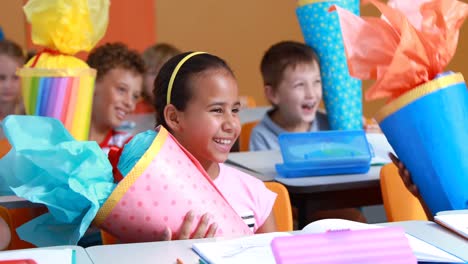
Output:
[381, 221, 468, 261]
[226, 133, 394, 193]
[85, 221, 467, 264]
[227, 150, 382, 193]
[0, 246, 93, 264]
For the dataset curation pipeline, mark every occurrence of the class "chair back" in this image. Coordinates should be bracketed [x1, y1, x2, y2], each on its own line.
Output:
[239, 121, 259, 152]
[264, 182, 293, 232]
[0, 139, 11, 159]
[0, 206, 46, 250]
[0, 206, 12, 249]
[239, 96, 257, 108]
[101, 229, 118, 245]
[380, 163, 428, 222]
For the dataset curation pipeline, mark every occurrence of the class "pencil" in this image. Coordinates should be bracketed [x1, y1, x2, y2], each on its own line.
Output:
[176, 258, 184, 264]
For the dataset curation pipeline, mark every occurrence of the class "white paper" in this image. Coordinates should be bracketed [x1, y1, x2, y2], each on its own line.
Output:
[366, 133, 395, 165]
[0, 248, 73, 264]
[193, 232, 291, 264]
[435, 212, 468, 239]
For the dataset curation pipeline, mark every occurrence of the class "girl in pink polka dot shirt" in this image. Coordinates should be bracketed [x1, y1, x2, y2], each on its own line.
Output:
[151, 52, 277, 240]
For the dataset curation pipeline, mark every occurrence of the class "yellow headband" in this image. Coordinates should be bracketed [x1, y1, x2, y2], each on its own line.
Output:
[167, 51, 207, 105]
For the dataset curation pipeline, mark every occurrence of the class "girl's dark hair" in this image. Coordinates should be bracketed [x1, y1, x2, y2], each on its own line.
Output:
[153, 52, 234, 128]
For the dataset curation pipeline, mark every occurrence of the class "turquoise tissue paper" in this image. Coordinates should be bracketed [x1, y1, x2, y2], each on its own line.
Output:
[0, 115, 116, 246]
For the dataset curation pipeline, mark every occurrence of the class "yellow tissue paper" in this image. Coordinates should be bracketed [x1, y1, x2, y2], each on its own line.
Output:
[17, 0, 110, 141]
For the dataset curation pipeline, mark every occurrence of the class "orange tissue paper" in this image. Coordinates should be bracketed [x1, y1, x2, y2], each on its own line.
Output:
[332, 0, 468, 101]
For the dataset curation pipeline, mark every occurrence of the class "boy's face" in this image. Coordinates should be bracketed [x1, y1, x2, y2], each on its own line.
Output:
[92, 67, 143, 129]
[267, 61, 322, 127]
[172, 69, 241, 168]
[0, 55, 22, 104]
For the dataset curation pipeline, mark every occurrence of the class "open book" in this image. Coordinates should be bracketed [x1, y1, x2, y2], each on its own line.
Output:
[0, 249, 74, 264]
[192, 219, 465, 264]
[434, 210, 468, 239]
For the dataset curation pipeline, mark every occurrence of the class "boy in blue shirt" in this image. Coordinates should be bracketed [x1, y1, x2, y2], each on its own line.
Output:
[250, 41, 329, 151]
[250, 41, 367, 224]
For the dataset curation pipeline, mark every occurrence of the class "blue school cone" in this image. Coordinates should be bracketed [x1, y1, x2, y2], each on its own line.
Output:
[296, 0, 362, 130]
[376, 72, 468, 214]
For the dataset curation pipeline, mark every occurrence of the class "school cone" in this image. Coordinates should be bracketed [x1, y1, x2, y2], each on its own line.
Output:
[296, 0, 362, 130]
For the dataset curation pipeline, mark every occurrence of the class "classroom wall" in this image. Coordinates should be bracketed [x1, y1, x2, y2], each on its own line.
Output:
[0, 1, 26, 47]
[156, 0, 468, 117]
[2, 1, 467, 118]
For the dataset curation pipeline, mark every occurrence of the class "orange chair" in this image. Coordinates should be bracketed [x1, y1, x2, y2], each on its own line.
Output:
[264, 182, 293, 232]
[101, 229, 118, 245]
[0, 139, 11, 159]
[380, 163, 428, 222]
[0, 206, 12, 250]
[4, 207, 47, 250]
[239, 96, 257, 108]
[239, 121, 259, 152]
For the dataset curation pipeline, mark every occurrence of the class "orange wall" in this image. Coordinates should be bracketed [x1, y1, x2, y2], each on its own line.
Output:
[156, 1, 468, 117]
[2, 1, 467, 117]
[0, 1, 26, 47]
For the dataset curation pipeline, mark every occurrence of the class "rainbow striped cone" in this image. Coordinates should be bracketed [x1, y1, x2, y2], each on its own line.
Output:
[17, 68, 96, 141]
[296, 0, 362, 130]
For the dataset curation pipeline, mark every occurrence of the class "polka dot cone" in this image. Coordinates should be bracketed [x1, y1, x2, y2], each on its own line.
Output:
[296, 0, 363, 130]
[98, 128, 252, 243]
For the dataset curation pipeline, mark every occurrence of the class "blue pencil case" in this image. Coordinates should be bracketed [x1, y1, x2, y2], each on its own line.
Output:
[275, 130, 372, 178]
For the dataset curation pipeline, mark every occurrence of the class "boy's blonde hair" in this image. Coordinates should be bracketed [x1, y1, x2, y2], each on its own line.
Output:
[142, 43, 180, 73]
[142, 43, 180, 101]
[260, 41, 319, 90]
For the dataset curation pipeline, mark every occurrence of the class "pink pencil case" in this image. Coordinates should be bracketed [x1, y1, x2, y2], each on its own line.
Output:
[271, 227, 417, 264]
[93, 126, 252, 242]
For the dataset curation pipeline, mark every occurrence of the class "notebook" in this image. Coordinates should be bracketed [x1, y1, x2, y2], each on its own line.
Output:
[0, 249, 74, 264]
[192, 219, 465, 264]
[434, 210, 468, 239]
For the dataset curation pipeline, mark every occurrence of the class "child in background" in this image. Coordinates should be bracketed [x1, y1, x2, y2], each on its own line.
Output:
[87, 43, 145, 154]
[249, 41, 329, 151]
[153, 52, 277, 240]
[136, 43, 181, 114]
[251, 41, 366, 223]
[0, 39, 25, 121]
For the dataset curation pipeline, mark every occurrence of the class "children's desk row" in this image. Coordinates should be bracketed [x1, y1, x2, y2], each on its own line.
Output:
[0, 246, 93, 264]
[22, 221, 461, 264]
[226, 133, 393, 228]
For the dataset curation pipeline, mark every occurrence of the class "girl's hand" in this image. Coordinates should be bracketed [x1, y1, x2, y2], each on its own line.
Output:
[162, 211, 218, 241]
[388, 153, 419, 197]
[388, 153, 433, 220]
